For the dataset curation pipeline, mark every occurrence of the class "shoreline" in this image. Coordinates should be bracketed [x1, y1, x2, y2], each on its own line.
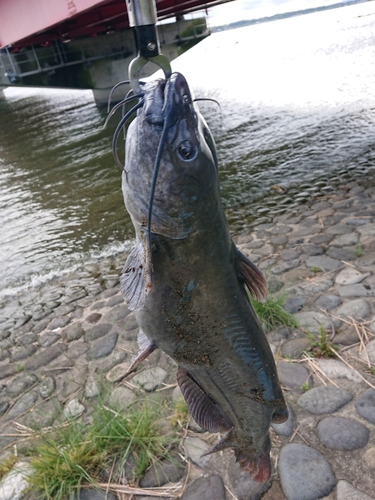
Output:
[0, 176, 375, 499]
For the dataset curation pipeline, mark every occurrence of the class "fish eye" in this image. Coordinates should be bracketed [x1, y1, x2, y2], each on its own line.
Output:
[177, 140, 197, 161]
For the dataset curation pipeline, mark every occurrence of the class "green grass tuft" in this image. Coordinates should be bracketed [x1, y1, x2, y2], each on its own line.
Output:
[250, 294, 298, 332]
[0, 454, 18, 481]
[27, 399, 173, 500]
[308, 326, 337, 358]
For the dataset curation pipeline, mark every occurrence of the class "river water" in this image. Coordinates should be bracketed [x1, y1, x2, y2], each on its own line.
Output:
[1, 1, 375, 297]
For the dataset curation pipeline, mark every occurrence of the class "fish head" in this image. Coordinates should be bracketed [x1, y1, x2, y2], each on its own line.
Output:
[123, 72, 220, 239]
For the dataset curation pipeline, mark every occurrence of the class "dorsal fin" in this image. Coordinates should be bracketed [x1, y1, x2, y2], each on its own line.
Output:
[120, 241, 152, 311]
[235, 245, 268, 301]
[177, 367, 233, 433]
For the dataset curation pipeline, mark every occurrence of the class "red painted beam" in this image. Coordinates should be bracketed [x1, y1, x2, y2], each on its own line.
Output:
[0, 0, 233, 49]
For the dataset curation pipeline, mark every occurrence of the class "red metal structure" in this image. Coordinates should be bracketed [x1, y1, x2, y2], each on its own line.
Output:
[0, 0, 232, 49]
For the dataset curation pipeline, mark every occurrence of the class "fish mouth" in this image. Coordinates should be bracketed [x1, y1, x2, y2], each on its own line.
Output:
[144, 73, 194, 128]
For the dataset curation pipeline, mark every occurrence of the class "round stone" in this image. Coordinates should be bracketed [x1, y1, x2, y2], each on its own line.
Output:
[279, 443, 336, 500]
[281, 338, 312, 358]
[317, 417, 369, 450]
[294, 311, 341, 334]
[355, 388, 375, 424]
[109, 387, 134, 410]
[271, 403, 294, 437]
[363, 447, 375, 469]
[305, 256, 342, 272]
[336, 480, 374, 500]
[336, 299, 372, 320]
[284, 296, 306, 314]
[277, 362, 309, 393]
[314, 294, 341, 311]
[64, 398, 85, 419]
[131, 367, 168, 392]
[183, 436, 212, 468]
[297, 386, 352, 415]
[335, 268, 370, 285]
[181, 475, 226, 500]
[360, 339, 375, 364]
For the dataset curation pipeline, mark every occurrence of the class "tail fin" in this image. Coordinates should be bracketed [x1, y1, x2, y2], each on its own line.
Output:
[235, 451, 271, 483]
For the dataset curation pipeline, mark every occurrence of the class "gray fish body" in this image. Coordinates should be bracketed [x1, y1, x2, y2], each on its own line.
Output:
[121, 73, 287, 482]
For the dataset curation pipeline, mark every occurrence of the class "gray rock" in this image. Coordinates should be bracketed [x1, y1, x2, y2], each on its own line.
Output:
[315, 359, 362, 383]
[181, 475, 226, 500]
[267, 279, 284, 293]
[284, 297, 307, 314]
[15, 333, 37, 346]
[84, 376, 100, 398]
[86, 332, 118, 360]
[47, 316, 70, 330]
[84, 312, 102, 324]
[23, 343, 67, 370]
[72, 489, 117, 500]
[271, 403, 294, 437]
[281, 338, 311, 358]
[84, 323, 111, 342]
[0, 462, 31, 500]
[329, 232, 359, 247]
[300, 244, 324, 256]
[183, 436, 212, 468]
[270, 225, 292, 234]
[347, 219, 370, 227]
[108, 386, 135, 409]
[279, 443, 336, 500]
[317, 417, 369, 450]
[6, 373, 38, 397]
[309, 234, 333, 244]
[107, 294, 124, 307]
[228, 456, 270, 499]
[271, 259, 300, 275]
[355, 388, 375, 424]
[294, 311, 341, 333]
[339, 284, 375, 298]
[327, 247, 357, 262]
[64, 398, 85, 419]
[5, 390, 38, 420]
[335, 268, 371, 285]
[280, 249, 300, 261]
[267, 327, 292, 343]
[336, 299, 372, 320]
[360, 339, 375, 364]
[62, 323, 84, 342]
[39, 376, 56, 399]
[314, 294, 341, 311]
[131, 367, 168, 391]
[277, 362, 309, 393]
[140, 457, 185, 487]
[66, 341, 89, 359]
[297, 385, 352, 414]
[11, 344, 37, 362]
[38, 331, 61, 347]
[326, 223, 350, 235]
[336, 480, 374, 500]
[305, 255, 342, 272]
[64, 290, 87, 303]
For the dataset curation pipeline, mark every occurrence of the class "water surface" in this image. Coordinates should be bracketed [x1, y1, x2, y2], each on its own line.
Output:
[1, 0, 375, 296]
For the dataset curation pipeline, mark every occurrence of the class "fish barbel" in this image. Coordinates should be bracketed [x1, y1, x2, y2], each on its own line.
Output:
[117, 72, 288, 483]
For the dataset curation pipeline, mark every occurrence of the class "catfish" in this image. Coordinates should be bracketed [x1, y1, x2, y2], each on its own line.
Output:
[117, 72, 288, 483]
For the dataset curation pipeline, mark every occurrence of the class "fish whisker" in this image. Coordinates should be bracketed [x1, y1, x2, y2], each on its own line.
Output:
[194, 97, 221, 110]
[107, 80, 130, 113]
[112, 100, 144, 170]
[104, 92, 144, 127]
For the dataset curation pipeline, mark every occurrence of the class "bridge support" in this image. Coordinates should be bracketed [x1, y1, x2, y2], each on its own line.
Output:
[0, 18, 209, 105]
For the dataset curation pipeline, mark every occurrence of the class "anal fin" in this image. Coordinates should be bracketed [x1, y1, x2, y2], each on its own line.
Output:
[235, 245, 268, 301]
[177, 367, 233, 434]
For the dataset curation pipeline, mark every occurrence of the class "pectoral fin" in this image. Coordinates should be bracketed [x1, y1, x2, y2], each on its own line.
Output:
[127, 329, 157, 374]
[120, 242, 152, 310]
[235, 246, 268, 301]
[177, 367, 233, 433]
